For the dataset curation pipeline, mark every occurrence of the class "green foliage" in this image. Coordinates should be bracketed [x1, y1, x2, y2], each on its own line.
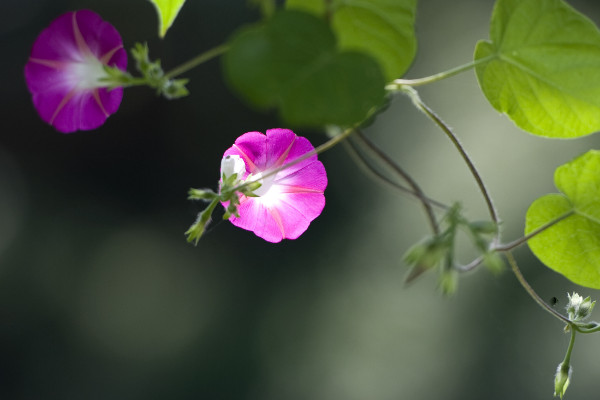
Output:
[223, 10, 386, 127]
[403, 204, 500, 292]
[526, 150, 600, 288]
[286, 0, 417, 81]
[149, 0, 187, 37]
[131, 43, 189, 99]
[331, 0, 417, 81]
[286, 0, 326, 16]
[474, 0, 600, 138]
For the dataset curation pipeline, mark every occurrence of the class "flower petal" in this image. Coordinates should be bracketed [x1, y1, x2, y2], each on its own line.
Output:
[230, 191, 325, 243]
[223, 131, 266, 175]
[274, 160, 327, 192]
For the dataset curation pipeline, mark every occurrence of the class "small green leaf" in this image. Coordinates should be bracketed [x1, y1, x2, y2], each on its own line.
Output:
[475, 0, 600, 138]
[223, 10, 385, 127]
[525, 150, 600, 288]
[149, 0, 186, 37]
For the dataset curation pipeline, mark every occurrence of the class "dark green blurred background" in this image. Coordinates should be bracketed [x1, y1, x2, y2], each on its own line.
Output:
[2, 0, 600, 399]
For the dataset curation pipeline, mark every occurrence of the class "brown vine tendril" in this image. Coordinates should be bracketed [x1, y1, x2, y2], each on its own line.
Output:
[343, 137, 449, 210]
[354, 129, 440, 234]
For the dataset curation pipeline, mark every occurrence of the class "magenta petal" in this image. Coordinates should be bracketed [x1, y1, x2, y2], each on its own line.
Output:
[223, 131, 267, 174]
[24, 10, 126, 133]
[222, 129, 327, 242]
[229, 191, 326, 243]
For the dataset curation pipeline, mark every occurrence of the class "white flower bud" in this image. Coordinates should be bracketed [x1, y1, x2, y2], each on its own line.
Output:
[566, 292, 595, 321]
[220, 155, 246, 182]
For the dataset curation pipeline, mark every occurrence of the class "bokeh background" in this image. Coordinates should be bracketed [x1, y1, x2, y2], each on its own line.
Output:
[2, 0, 600, 399]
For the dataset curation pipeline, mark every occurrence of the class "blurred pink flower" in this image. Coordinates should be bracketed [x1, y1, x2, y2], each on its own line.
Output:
[24, 10, 127, 133]
[222, 129, 327, 243]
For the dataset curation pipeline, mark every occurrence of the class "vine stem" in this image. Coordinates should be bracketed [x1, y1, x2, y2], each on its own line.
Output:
[396, 84, 575, 326]
[398, 85, 499, 226]
[354, 130, 440, 234]
[563, 327, 576, 365]
[506, 251, 571, 324]
[343, 138, 448, 210]
[164, 44, 229, 80]
[388, 55, 495, 87]
[494, 210, 575, 252]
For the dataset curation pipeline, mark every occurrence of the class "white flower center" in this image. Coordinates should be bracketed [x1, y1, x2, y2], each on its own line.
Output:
[70, 56, 109, 90]
[249, 171, 276, 197]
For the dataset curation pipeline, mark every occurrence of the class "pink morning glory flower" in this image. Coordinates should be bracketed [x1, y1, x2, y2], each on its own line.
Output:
[24, 10, 127, 133]
[221, 128, 327, 243]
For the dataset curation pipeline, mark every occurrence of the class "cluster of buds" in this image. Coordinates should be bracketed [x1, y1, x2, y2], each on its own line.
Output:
[566, 292, 595, 322]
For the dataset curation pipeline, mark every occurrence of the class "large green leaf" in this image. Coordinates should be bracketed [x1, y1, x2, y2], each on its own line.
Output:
[332, 0, 417, 81]
[286, 0, 417, 81]
[149, 0, 186, 37]
[525, 150, 600, 288]
[474, 0, 600, 138]
[223, 10, 386, 127]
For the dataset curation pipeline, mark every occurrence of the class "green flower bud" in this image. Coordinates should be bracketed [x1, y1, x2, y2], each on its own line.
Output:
[468, 220, 498, 235]
[439, 268, 458, 296]
[483, 252, 504, 275]
[554, 362, 571, 399]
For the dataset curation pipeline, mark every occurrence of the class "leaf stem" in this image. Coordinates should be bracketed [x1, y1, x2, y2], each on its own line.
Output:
[506, 251, 571, 324]
[574, 322, 600, 334]
[354, 129, 440, 233]
[494, 210, 575, 252]
[399, 85, 499, 226]
[387, 55, 495, 88]
[164, 44, 229, 79]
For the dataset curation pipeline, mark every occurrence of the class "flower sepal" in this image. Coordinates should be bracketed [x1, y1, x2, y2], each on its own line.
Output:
[188, 188, 218, 201]
[185, 197, 220, 245]
[101, 65, 136, 89]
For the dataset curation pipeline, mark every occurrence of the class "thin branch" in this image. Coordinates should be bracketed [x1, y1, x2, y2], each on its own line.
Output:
[506, 251, 571, 325]
[164, 44, 229, 80]
[400, 86, 499, 226]
[355, 129, 440, 234]
[454, 256, 484, 272]
[344, 137, 448, 210]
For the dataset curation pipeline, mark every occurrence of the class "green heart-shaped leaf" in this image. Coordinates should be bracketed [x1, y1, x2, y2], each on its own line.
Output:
[475, 0, 600, 138]
[149, 0, 186, 37]
[223, 10, 386, 127]
[525, 150, 600, 288]
[286, 0, 417, 81]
